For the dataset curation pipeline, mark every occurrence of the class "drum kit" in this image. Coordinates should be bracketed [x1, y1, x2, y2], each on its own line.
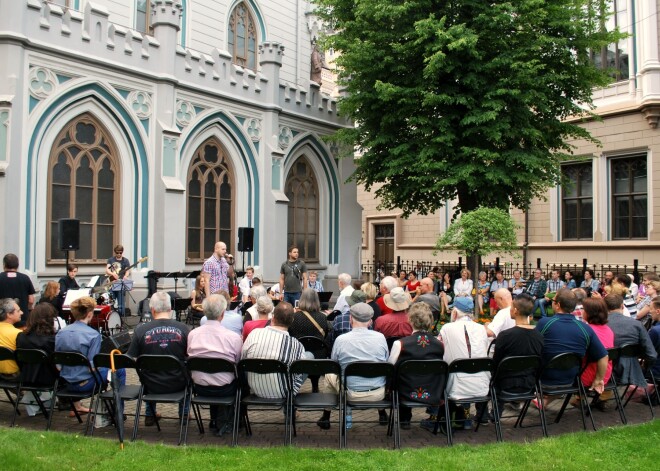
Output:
[62, 288, 122, 335]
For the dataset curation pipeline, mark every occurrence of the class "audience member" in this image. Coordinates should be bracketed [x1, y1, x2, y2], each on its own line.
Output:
[376, 276, 398, 316]
[16, 303, 59, 387]
[476, 271, 490, 316]
[438, 272, 454, 316]
[243, 296, 274, 341]
[187, 294, 242, 436]
[412, 277, 441, 319]
[375, 287, 413, 339]
[0, 298, 22, 382]
[453, 269, 473, 300]
[579, 297, 614, 409]
[525, 268, 547, 318]
[0, 254, 36, 327]
[127, 291, 189, 425]
[330, 289, 367, 342]
[332, 273, 354, 314]
[485, 288, 515, 338]
[580, 269, 600, 294]
[361, 282, 382, 323]
[488, 270, 508, 316]
[388, 303, 444, 430]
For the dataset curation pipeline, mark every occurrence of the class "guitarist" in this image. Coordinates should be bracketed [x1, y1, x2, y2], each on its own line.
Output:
[106, 244, 131, 316]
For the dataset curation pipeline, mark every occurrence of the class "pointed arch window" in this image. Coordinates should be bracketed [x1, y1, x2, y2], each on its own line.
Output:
[228, 2, 257, 70]
[187, 138, 234, 261]
[285, 157, 319, 262]
[47, 114, 120, 263]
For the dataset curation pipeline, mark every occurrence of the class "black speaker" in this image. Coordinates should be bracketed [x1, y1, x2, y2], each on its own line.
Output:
[58, 218, 80, 251]
[237, 227, 254, 252]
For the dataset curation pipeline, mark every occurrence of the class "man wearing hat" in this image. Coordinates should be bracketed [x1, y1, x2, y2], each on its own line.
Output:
[317, 302, 389, 430]
[374, 287, 413, 339]
[330, 289, 368, 342]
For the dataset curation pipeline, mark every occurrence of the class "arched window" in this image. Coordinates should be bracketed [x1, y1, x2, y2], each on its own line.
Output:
[47, 114, 120, 263]
[285, 157, 319, 262]
[187, 138, 234, 261]
[228, 1, 257, 70]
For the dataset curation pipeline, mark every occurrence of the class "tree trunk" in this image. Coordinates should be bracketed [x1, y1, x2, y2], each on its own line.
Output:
[467, 253, 481, 316]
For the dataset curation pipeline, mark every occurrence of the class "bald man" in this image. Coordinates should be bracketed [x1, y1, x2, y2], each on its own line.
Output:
[202, 241, 229, 297]
[485, 288, 515, 338]
[413, 277, 441, 315]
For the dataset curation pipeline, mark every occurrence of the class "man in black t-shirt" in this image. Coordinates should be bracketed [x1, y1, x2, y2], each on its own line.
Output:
[0, 254, 36, 328]
[128, 291, 190, 425]
[279, 246, 307, 306]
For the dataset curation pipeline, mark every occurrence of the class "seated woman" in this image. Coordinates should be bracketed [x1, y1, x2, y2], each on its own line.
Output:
[189, 275, 206, 322]
[38, 281, 66, 331]
[579, 297, 613, 409]
[16, 303, 59, 387]
[388, 303, 444, 430]
[55, 296, 126, 415]
[438, 271, 454, 317]
[406, 271, 421, 298]
[243, 296, 274, 341]
[476, 271, 491, 317]
[453, 269, 473, 301]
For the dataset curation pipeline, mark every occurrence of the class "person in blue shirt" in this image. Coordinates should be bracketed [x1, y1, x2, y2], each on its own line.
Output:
[55, 296, 126, 415]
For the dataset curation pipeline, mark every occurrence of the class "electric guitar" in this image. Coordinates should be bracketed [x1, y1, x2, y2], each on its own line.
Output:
[93, 256, 148, 294]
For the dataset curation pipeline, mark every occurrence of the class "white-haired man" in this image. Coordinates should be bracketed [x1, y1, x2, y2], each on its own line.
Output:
[332, 273, 354, 314]
[128, 291, 190, 426]
[187, 294, 243, 436]
[485, 288, 515, 338]
[376, 276, 398, 316]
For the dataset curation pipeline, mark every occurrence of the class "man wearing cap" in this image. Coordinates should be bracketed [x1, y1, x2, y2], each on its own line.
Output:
[374, 287, 413, 339]
[439, 295, 490, 429]
[413, 277, 441, 319]
[317, 302, 389, 430]
[330, 289, 367, 342]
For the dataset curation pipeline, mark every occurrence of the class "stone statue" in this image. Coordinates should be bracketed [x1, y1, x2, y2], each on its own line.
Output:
[310, 41, 324, 86]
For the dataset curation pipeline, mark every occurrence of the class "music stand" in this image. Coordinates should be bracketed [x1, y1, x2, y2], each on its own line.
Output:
[111, 279, 134, 318]
[173, 297, 192, 322]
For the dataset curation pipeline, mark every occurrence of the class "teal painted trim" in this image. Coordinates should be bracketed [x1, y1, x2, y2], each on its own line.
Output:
[74, 0, 80, 10]
[606, 159, 611, 241]
[0, 110, 8, 162]
[193, 105, 205, 115]
[286, 136, 340, 264]
[29, 96, 40, 114]
[253, 142, 259, 154]
[26, 84, 149, 269]
[180, 112, 261, 264]
[235, 116, 246, 125]
[556, 185, 561, 241]
[56, 74, 72, 84]
[115, 88, 130, 100]
[291, 130, 300, 138]
[631, 0, 637, 88]
[140, 118, 149, 134]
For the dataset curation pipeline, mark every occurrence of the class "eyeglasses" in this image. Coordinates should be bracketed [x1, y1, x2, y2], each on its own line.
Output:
[115, 251, 123, 254]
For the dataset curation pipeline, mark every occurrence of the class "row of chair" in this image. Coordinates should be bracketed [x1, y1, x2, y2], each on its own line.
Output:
[1, 343, 658, 449]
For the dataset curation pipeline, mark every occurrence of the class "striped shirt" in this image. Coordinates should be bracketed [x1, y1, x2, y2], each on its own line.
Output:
[241, 326, 305, 398]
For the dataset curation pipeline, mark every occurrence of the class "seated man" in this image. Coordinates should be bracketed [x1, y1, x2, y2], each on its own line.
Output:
[388, 303, 444, 430]
[485, 288, 516, 339]
[127, 291, 190, 425]
[535, 288, 607, 403]
[412, 277, 441, 320]
[0, 298, 22, 382]
[330, 290, 367, 343]
[319, 302, 389, 430]
[440, 296, 490, 429]
[187, 294, 243, 436]
[374, 287, 413, 339]
[492, 294, 544, 416]
[604, 293, 657, 390]
[241, 302, 309, 398]
[55, 296, 126, 415]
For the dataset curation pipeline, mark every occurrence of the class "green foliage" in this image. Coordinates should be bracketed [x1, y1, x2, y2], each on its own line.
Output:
[434, 207, 520, 258]
[314, 0, 626, 216]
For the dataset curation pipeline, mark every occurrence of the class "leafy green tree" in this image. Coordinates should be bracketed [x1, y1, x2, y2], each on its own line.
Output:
[315, 0, 624, 216]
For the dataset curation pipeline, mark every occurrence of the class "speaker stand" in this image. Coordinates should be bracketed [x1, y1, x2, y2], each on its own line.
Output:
[64, 249, 70, 279]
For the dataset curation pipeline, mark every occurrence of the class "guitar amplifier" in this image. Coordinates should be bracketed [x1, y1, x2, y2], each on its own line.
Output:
[101, 331, 133, 354]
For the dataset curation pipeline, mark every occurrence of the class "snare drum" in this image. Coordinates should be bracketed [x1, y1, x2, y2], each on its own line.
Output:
[89, 305, 122, 334]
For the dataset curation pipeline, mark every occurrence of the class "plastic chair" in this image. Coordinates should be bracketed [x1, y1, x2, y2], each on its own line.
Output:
[446, 358, 496, 442]
[537, 352, 595, 432]
[12, 348, 60, 427]
[48, 351, 104, 434]
[135, 354, 192, 445]
[237, 358, 291, 446]
[395, 359, 450, 448]
[489, 355, 545, 440]
[289, 359, 342, 447]
[342, 361, 396, 449]
[0, 347, 20, 418]
[91, 353, 142, 439]
[186, 357, 240, 446]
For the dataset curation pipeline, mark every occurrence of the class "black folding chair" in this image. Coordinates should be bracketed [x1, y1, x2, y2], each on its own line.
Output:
[537, 352, 595, 432]
[343, 361, 396, 449]
[135, 354, 192, 445]
[297, 336, 330, 359]
[446, 358, 495, 443]
[12, 348, 59, 427]
[395, 359, 450, 448]
[386, 336, 403, 352]
[237, 358, 291, 446]
[186, 357, 240, 446]
[0, 347, 20, 417]
[91, 353, 142, 439]
[289, 359, 342, 447]
[586, 347, 627, 425]
[48, 351, 104, 434]
[618, 343, 656, 419]
[490, 355, 546, 440]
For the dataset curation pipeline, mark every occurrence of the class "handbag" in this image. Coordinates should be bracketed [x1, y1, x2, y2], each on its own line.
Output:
[301, 310, 325, 337]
